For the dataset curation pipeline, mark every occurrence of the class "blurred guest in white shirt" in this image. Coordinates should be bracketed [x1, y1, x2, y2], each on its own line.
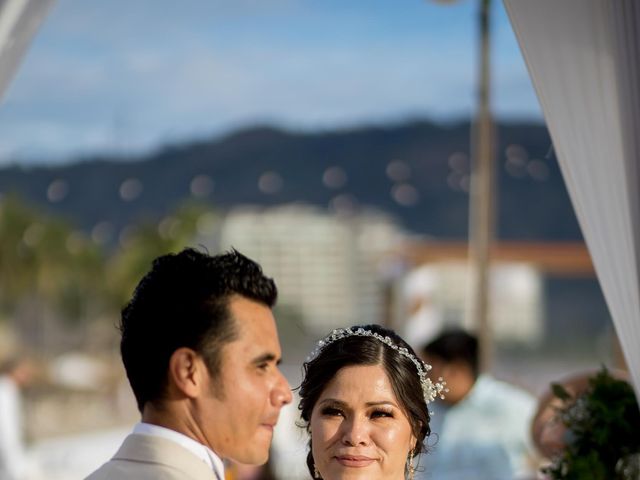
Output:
[415, 330, 537, 480]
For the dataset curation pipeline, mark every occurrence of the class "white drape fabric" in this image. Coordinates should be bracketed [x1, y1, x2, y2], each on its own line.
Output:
[0, 376, 28, 480]
[0, 0, 56, 100]
[503, 0, 640, 397]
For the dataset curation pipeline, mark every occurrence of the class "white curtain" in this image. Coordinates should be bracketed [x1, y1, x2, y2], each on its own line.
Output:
[0, 0, 56, 100]
[503, 0, 640, 397]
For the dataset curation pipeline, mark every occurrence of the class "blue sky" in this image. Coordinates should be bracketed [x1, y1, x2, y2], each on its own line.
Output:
[0, 0, 542, 165]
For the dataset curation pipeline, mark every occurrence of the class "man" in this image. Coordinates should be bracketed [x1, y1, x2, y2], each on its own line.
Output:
[86, 248, 293, 480]
[416, 330, 537, 480]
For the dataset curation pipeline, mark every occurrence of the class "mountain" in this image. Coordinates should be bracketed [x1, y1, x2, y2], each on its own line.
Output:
[0, 119, 581, 241]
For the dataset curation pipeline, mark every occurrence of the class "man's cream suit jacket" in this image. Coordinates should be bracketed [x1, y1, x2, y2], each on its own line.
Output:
[85, 433, 218, 480]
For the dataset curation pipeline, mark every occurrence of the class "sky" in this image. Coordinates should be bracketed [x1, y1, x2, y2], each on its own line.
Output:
[0, 0, 542, 165]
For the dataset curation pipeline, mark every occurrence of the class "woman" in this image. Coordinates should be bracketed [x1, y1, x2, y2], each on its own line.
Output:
[298, 324, 446, 480]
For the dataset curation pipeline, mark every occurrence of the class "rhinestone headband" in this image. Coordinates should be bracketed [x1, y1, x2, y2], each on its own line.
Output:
[306, 327, 447, 404]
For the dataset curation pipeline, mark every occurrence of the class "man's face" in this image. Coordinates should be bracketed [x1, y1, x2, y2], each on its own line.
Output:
[197, 295, 292, 464]
[422, 354, 470, 405]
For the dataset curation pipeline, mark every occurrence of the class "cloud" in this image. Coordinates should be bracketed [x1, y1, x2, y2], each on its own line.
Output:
[0, 0, 541, 164]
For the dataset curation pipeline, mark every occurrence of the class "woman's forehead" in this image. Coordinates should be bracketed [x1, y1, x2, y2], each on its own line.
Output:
[319, 364, 398, 402]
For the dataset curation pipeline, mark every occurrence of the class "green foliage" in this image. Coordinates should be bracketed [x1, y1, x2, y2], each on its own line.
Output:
[543, 368, 640, 480]
[0, 195, 217, 333]
[0, 195, 41, 305]
[0, 195, 106, 321]
[106, 201, 215, 308]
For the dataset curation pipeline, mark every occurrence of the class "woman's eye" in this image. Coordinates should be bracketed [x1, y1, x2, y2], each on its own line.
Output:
[370, 410, 393, 419]
[321, 407, 343, 417]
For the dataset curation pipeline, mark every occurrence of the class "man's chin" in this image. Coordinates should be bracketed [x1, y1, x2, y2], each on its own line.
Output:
[231, 451, 269, 467]
[230, 439, 271, 466]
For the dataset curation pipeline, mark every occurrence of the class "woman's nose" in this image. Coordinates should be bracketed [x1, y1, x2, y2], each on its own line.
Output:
[340, 417, 370, 446]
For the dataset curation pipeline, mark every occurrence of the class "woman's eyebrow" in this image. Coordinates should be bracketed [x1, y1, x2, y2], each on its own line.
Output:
[318, 398, 347, 407]
[365, 401, 397, 407]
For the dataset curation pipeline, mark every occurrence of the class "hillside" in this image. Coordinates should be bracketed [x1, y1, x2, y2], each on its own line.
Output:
[0, 119, 581, 241]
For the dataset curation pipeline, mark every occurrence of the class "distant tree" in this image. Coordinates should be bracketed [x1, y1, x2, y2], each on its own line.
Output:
[0, 196, 219, 352]
[0, 195, 107, 353]
[106, 201, 218, 308]
[0, 195, 40, 311]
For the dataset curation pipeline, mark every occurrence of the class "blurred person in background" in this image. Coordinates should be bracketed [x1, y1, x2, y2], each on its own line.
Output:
[0, 355, 37, 480]
[529, 372, 598, 461]
[86, 248, 292, 480]
[401, 267, 444, 351]
[415, 330, 537, 480]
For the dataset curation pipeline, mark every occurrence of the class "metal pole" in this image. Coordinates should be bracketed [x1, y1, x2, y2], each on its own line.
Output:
[468, 0, 495, 373]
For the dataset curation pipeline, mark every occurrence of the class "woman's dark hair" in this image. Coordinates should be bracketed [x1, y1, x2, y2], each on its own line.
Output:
[298, 324, 431, 478]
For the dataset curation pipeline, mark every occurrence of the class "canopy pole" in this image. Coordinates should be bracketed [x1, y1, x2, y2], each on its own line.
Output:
[468, 0, 495, 373]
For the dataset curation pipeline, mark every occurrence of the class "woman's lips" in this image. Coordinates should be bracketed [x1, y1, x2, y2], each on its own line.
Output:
[334, 455, 375, 467]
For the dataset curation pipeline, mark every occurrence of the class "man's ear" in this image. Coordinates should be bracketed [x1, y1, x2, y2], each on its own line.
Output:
[167, 348, 206, 399]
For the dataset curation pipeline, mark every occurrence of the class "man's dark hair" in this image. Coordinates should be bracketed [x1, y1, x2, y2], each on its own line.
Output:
[422, 329, 479, 379]
[120, 248, 277, 411]
[298, 324, 431, 478]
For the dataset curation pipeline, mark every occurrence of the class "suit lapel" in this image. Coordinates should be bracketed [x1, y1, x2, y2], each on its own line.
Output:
[114, 434, 218, 479]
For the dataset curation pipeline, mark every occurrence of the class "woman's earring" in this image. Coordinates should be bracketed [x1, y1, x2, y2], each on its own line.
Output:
[313, 464, 321, 479]
[408, 448, 416, 480]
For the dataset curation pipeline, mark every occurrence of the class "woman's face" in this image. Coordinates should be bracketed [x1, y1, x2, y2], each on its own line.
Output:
[310, 364, 416, 480]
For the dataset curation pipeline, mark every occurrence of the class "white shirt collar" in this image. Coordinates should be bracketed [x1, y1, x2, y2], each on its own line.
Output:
[133, 422, 225, 480]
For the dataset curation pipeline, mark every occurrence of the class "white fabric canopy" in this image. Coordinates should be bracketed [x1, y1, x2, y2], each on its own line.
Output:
[504, 0, 640, 397]
[0, 0, 55, 100]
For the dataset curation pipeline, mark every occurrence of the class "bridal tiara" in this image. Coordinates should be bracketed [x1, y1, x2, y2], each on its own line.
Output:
[306, 327, 447, 404]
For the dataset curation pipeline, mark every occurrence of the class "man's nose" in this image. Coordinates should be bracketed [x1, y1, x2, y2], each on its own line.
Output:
[273, 369, 293, 406]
